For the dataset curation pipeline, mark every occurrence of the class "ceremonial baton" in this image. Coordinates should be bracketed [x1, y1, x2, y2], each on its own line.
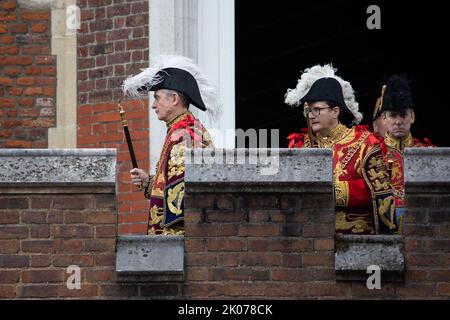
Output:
[118, 102, 143, 190]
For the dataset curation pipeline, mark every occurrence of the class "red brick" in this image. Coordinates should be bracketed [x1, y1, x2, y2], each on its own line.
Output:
[19, 285, 58, 298]
[407, 254, 443, 267]
[0, 270, 19, 284]
[0, 255, 29, 268]
[63, 212, 85, 224]
[265, 283, 310, 298]
[58, 284, 99, 298]
[0, 240, 19, 254]
[396, 283, 436, 297]
[85, 212, 115, 224]
[0, 13, 16, 21]
[8, 87, 22, 96]
[24, 87, 43, 96]
[0, 129, 13, 139]
[53, 254, 93, 267]
[25, 66, 41, 75]
[217, 224, 238, 236]
[95, 254, 115, 267]
[0, 77, 13, 86]
[11, 23, 27, 33]
[309, 282, 352, 297]
[239, 224, 279, 237]
[17, 77, 35, 86]
[99, 284, 138, 297]
[314, 239, 334, 251]
[30, 255, 51, 267]
[22, 240, 62, 253]
[40, 66, 56, 75]
[281, 253, 302, 267]
[2, 1, 17, 11]
[222, 283, 266, 297]
[84, 239, 115, 253]
[85, 269, 114, 282]
[437, 283, 450, 296]
[301, 254, 333, 267]
[22, 270, 64, 283]
[30, 225, 50, 238]
[186, 267, 208, 281]
[185, 253, 217, 266]
[302, 223, 334, 238]
[4, 140, 33, 148]
[31, 23, 48, 33]
[0, 98, 14, 107]
[0, 212, 19, 224]
[0, 285, 15, 298]
[270, 239, 312, 252]
[209, 267, 252, 281]
[427, 270, 450, 282]
[248, 239, 270, 252]
[42, 87, 55, 96]
[0, 120, 22, 128]
[54, 226, 93, 238]
[183, 283, 223, 298]
[207, 239, 247, 252]
[4, 66, 21, 76]
[36, 56, 54, 65]
[0, 226, 28, 239]
[185, 224, 217, 237]
[30, 197, 51, 208]
[239, 253, 281, 266]
[21, 12, 50, 21]
[62, 240, 85, 254]
[271, 268, 312, 281]
[217, 253, 239, 267]
[0, 46, 19, 54]
[107, 4, 130, 17]
[52, 196, 92, 209]
[21, 211, 47, 224]
[0, 35, 14, 44]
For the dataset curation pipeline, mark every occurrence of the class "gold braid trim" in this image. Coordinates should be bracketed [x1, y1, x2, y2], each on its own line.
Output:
[334, 181, 349, 207]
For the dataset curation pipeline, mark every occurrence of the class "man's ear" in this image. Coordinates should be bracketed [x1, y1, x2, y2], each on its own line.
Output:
[381, 112, 386, 120]
[410, 109, 415, 124]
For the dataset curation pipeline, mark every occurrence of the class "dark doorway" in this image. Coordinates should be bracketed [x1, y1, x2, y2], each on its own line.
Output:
[235, 0, 449, 147]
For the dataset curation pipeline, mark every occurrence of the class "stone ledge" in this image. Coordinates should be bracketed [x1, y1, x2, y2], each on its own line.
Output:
[0, 149, 116, 187]
[185, 148, 333, 193]
[116, 235, 184, 282]
[335, 235, 405, 282]
[404, 148, 450, 193]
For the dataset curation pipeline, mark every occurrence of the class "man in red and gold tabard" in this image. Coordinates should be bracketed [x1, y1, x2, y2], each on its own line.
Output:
[379, 74, 435, 235]
[285, 64, 397, 235]
[123, 55, 220, 235]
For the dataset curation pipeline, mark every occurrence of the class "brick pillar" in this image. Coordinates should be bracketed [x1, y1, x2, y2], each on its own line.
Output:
[76, 0, 150, 235]
[0, 0, 56, 148]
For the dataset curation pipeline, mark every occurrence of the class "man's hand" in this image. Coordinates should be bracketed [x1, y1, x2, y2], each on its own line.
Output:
[130, 168, 149, 187]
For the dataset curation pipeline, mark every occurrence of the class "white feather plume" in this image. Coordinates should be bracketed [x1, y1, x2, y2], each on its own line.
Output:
[284, 63, 362, 124]
[122, 55, 223, 123]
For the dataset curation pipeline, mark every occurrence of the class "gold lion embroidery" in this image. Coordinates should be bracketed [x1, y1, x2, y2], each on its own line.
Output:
[167, 182, 185, 216]
[377, 196, 396, 230]
[335, 211, 374, 234]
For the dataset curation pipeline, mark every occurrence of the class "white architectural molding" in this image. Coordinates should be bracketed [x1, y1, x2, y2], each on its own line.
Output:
[18, 0, 78, 148]
[149, 0, 235, 173]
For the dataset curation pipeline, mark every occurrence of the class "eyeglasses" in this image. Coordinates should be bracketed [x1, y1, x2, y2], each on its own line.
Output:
[303, 106, 333, 118]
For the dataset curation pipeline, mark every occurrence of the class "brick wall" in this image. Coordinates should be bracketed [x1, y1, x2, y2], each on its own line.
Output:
[77, 0, 150, 235]
[0, 0, 56, 148]
[0, 149, 449, 299]
[2, 190, 448, 299]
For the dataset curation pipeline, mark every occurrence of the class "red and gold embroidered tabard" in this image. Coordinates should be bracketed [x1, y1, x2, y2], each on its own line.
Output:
[144, 111, 213, 235]
[288, 124, 397, 234]
[383, 132, 435, 235]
